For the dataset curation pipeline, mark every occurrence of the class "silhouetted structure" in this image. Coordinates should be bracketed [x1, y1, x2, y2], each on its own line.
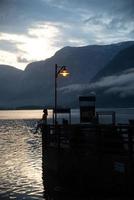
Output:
[52, 108, 71, 125]
[41, 97, 134, 199]
[42, 123, 134, 199]
[79, 94, 96, 123]
[96, 111, 116, 125]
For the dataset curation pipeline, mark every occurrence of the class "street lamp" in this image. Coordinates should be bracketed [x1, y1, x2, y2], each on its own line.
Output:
[54, 64, 70, 125]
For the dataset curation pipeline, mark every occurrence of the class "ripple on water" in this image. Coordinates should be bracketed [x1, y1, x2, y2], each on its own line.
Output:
[0, 119, 44, 200]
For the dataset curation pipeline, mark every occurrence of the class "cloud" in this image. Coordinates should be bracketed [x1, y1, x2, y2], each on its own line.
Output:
[0, 0, 75, 34]
[17, 56, 31, 63]
[89, 69, 134, 97]
[59, 68, 134, 98]
[0, 40, 19, 52]
[0, 0, 134, 39]
[0, 24, 60, 67]
[59, 83, 90, 93]
[0, 0, 134, 69]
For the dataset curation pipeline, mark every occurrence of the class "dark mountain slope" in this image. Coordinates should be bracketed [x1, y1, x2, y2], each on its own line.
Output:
[17, 41, 134, 106]
[92, 44, 134, 81]
[0, 65, 23, 107]
[0, 41, 134, 107]
[25, 41, 134, 84]
[0, 65, 22, 94]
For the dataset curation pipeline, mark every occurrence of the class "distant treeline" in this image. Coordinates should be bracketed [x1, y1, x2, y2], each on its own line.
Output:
[0, 105, 47, 110]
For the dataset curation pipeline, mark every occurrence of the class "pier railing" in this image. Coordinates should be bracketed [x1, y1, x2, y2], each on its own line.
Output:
[42, 124, 134, 195]
[42, 124, 134, 155]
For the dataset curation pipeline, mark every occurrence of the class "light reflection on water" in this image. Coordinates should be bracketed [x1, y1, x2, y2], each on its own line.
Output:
[0, 119, 44, 200]
[0, 109, 134, 199]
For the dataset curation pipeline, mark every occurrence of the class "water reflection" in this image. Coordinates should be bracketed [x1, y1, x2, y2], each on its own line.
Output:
[1, 109, 134, 199]
[0, 119, 44, 200]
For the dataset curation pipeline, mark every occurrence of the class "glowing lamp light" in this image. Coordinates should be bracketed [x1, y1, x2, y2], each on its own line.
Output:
[54, 64, 70, 127]
[59, 66, 70, 77]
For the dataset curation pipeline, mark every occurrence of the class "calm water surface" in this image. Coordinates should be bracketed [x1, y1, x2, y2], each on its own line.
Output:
[0, 109, 134, 200]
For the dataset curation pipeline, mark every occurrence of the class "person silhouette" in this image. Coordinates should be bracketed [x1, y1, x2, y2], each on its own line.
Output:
[34, 109, 48, 133]
[42, 109, 48, 124]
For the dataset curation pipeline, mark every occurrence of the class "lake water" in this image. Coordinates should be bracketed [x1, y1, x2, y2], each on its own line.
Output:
[0, 108, 134, 123]
[0, 108, 134, 200]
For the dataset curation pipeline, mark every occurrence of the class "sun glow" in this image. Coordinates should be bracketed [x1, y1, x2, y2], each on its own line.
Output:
[0, 23, 60, 70]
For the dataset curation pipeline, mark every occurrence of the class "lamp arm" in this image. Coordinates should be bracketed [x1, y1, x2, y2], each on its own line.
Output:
[57, 66, 64, 75]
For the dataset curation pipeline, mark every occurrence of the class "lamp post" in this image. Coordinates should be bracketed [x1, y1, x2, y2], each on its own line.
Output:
[54, 64, 70, 125]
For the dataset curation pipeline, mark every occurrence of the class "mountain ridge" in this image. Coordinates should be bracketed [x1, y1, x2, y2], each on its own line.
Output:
[92, 44, 134, 81]
[0, 41, 134, 108]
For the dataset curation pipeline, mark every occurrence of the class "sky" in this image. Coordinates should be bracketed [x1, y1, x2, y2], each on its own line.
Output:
[0, 0, 134, 70]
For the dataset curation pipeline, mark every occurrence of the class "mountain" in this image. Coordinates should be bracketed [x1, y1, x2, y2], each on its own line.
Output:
[0, 65, 23, 107]
[0, 41, 134, 108]
[16, 41, 134, 107]
[24, 41, 134, 85]
[85, 44, 134, 107]
[92, 44, 134, 81]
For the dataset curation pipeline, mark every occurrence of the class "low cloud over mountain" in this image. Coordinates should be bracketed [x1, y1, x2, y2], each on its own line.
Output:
[60, 68, 134, 98]
[59, 44, 134, 107]
[0, 41, 134, 108]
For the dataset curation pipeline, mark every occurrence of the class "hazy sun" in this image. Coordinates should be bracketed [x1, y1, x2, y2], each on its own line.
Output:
[0, 22, 60, 70]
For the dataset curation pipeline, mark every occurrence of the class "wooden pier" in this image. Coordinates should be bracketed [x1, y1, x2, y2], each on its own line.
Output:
[41, 123, 134, 198]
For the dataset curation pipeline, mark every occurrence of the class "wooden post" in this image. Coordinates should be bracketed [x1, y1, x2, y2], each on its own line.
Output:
[128, 126, 133, 192]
